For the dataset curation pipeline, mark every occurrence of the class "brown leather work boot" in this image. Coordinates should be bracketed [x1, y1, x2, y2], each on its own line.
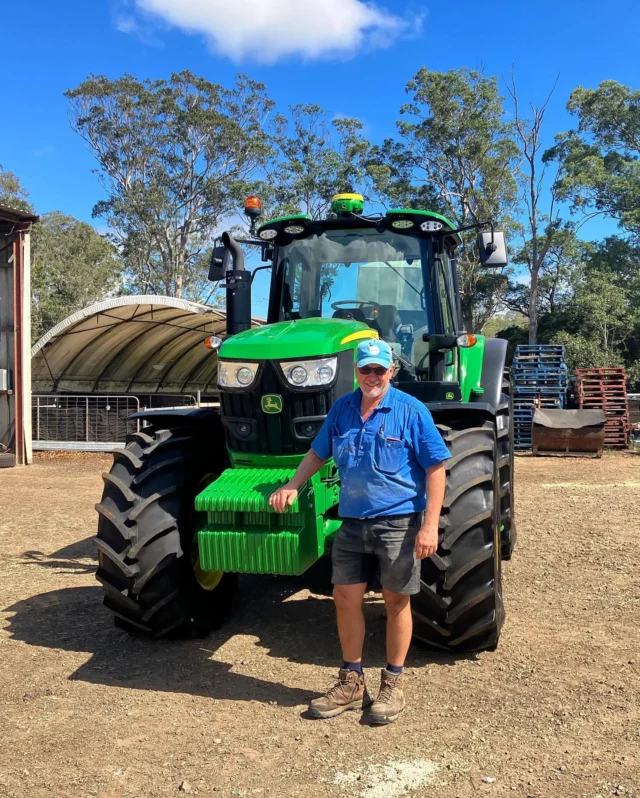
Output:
[369, 669, 406, 725]
[308, 669, 372, 719]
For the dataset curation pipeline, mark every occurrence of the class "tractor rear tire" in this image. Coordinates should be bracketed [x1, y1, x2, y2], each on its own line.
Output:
[497, 382, 517, 560]
[412, 421, 505, 652]
[94, 423, 237, 638]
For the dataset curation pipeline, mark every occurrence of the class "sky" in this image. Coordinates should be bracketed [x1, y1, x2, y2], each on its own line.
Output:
[3, 0, 640, 287]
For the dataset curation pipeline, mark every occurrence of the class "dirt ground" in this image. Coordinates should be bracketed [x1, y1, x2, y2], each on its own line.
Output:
[1, 451, 639, 798]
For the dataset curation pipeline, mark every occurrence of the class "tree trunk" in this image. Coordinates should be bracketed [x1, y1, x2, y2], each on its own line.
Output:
[528, 270, 539, 344]
[175, 251, 184, 299]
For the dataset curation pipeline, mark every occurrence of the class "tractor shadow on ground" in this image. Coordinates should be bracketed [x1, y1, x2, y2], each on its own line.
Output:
[5, 551, 474, 708]
[19, 537, 97, 574]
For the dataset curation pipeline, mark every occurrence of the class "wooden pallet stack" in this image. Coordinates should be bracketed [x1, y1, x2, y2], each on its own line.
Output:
[576, 367, 629, 449]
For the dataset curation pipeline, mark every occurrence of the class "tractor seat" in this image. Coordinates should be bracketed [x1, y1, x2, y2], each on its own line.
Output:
[332, 308, 367, 323]
[376, 304, 398, 342]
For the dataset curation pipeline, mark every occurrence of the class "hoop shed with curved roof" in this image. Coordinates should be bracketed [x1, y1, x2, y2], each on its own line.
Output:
[31, 296, 260, 395]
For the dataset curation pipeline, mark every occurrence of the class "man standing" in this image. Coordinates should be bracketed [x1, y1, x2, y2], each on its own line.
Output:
[270, 339, 450, 724]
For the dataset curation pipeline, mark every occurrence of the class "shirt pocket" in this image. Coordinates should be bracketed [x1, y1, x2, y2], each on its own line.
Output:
[374, 435, 407, 476]
[332, 432, 352, 467]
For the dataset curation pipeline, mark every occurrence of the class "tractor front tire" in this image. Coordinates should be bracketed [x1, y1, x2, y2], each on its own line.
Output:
[497, 388, 517, 560]
[94, 424, 237, 638]
[412, 421, 505, 652]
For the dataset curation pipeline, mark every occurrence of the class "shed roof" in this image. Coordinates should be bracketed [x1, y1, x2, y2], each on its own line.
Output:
[0, 204, 39, 226]
[31, 295, 261, 395]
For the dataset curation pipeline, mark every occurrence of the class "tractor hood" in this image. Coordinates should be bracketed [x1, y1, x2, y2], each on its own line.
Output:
[219, 317, 376, 360]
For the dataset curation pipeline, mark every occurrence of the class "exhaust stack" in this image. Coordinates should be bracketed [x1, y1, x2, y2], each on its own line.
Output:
[221, 232, 252, 336]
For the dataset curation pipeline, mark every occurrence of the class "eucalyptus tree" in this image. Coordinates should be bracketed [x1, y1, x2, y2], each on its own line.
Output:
[267, 104, 371, 219]
[30, 212, 123, 342]
[545, 80, 640, 236]
[368, 67, 520, 330]
[66, 71, 274, 300]
[0, 165, 33, 212]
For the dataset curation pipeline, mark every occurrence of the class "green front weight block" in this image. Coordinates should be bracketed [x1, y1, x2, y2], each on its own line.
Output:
[194, 466, 341, 576]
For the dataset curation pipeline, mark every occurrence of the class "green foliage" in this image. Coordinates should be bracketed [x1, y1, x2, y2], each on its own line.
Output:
[368, 67, 519, 330]
[65, 71, 274, 300]
[529, 237, 640, 376]
[266, 105, 371, 220]
[551, 331, 623, 372]
[505, 226, 583, 318]
[545, 80, 640, 235]
[0, 165, 33, 213]
[482, 311, 527, 338]
[0, 168, 122, 342]
[496, 324, 529, 364]
[31, 212, 123, 343]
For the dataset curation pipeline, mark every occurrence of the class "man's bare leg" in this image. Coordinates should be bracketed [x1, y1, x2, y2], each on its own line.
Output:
[333, 583, 368, 663]
[382, 588, 412, 667]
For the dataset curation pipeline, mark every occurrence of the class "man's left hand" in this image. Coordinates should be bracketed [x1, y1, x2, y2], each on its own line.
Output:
[415, 524, 438, 559]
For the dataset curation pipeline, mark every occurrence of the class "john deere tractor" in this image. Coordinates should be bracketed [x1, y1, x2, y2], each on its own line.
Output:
[94, 193, 516, 652]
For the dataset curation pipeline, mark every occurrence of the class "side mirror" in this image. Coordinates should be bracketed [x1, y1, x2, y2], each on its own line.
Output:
[208, 245, 231, 281]
[477, 231, 508, 268]
[424, 333, 458, 352]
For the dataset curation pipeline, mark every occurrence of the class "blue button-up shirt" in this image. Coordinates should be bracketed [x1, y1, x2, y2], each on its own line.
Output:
[311, 386, 450, 518]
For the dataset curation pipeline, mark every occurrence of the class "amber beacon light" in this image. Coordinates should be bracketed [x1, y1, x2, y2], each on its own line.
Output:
[243, 195, 262, 233]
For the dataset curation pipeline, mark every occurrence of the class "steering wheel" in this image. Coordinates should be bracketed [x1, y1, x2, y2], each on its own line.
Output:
[331, 300, 380, 313]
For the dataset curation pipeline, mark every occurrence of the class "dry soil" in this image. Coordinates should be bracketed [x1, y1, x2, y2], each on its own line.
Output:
[1, 451, 639, 798]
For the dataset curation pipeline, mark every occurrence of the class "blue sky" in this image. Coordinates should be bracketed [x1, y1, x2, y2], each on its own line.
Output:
[3, 0, 639, 234]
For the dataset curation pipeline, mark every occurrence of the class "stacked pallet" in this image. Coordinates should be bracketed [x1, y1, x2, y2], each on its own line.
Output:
[576, 367, 629, 448]
[512, 345, 568, 450]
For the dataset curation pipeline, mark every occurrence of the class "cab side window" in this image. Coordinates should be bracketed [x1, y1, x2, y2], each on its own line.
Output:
[435, 253, 455, 333]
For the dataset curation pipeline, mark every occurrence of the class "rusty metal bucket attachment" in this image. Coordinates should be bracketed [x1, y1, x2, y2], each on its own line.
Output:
[532, 409, 606, 457]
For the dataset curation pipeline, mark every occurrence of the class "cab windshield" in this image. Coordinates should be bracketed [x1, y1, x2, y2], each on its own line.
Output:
[277, 228, 436, 360]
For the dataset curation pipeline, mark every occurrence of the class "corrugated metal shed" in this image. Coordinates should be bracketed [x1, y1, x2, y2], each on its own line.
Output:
[31, 295, 261, 394]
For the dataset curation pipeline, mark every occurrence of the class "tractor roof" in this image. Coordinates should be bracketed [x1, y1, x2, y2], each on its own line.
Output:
[257, 208, 462, 246]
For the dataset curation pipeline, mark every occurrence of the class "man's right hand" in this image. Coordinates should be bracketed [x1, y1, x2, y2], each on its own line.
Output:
[269, 483, 298, 513]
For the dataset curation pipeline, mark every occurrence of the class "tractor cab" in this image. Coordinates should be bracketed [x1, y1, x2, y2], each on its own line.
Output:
[263, 208, 462, 384]
[209, 194, 507, 456]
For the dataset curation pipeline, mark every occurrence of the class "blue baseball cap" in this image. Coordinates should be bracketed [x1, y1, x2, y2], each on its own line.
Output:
[356, 339, 393, 369]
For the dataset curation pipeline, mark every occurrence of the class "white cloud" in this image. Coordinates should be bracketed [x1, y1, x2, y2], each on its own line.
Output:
[133, 0, 416, 63]
[115, 14, 138, 33]
[113, 6, 164, 46]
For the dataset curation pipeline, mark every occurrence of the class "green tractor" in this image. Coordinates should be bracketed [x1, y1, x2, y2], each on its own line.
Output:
[94, 193, 516, 652]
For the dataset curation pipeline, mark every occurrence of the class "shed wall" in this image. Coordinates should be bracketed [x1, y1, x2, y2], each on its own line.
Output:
[0, 229, 32, 465]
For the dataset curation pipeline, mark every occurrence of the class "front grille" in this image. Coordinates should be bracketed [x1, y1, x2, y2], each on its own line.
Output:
[220, 351, 353, 455]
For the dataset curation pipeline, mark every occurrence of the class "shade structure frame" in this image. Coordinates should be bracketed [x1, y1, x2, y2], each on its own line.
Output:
[31, 295, 262, 396]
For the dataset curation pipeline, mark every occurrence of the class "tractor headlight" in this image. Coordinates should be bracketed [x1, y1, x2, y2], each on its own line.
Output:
[218, 361, 259, 389]
[290, 366, 308, 385]
[280, 357, 337, 388]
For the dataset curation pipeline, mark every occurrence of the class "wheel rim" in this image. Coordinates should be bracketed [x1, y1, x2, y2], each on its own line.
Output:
[192, 557, 224, 591]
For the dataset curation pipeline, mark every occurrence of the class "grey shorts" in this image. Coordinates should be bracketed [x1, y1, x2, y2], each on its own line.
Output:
[331, 513, 422, 595]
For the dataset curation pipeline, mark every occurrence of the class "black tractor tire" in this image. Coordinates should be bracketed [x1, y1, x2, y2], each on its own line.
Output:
[94, 423, 237, 638]
[497, 378, 517, 560]
[412, 421, 505, 652]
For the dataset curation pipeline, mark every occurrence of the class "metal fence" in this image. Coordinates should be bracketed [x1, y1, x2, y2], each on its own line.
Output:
[31, 394, 196, 451]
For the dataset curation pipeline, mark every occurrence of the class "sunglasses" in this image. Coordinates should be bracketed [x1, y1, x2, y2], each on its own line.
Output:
[357, 366, 388, 376]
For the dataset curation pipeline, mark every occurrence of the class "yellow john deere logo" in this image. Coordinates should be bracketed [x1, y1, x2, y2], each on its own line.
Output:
[262, 394, 283, 414]
[445, 391, 455, 400]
